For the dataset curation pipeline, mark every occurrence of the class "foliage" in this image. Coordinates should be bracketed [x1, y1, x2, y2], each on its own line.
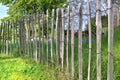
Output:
[0, 0, 66, 21]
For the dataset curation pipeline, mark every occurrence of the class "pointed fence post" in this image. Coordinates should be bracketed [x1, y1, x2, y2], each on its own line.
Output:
[66, 5, 70, 78]
[78, 3, 83, 80]
[96, 0, 102, 80]
[51, 9, 55, 65]
[56, 8, 59, 63]
[46, 10, 49, 64]
[41, 13, 44, 63]
[61, 8, 65, 69]
[107, 0, 113, 80]
[71, 6, 75, 79]
[87, 2, 92, 80]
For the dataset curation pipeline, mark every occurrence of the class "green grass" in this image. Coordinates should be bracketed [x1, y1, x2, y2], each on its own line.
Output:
[0, 26, 120, 80]
[0, 54, 67, 80]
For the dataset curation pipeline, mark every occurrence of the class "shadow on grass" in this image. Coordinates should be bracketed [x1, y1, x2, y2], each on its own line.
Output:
[0, 57, 15, 60]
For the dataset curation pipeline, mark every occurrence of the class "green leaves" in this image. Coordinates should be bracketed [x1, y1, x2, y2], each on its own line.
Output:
[0, 0, 66, 20]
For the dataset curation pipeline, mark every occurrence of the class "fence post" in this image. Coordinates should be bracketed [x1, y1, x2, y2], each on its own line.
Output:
[0, 23, 2, 53]
[66, 5, 70, 78]
[46, 10, 49, 64]
[71, 6, 75, 79]
[33, 14, 37, 62]
[56, 8, 59, 63]
[61, 8, 64, 69]
[96, 0, 102, 80]
[78, 3, 82, 80]
[107, 0, 113, 80]
[87, 2, 92, 80]
[41, 13, 44, 63]
[51, 9, 55, 65]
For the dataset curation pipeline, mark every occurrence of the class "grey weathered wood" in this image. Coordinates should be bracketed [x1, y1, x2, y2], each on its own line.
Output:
[10, 21, 12, 55]
[87, 2, 92, 80]
[0, 23, 3, 53]
[56, 8, 59, 63]
[6, 21, 9, 55]
[71, 6, 75, 78]
[107, 0, 113, 80]
[46, 10, 49, 64]
[66, 6, 70, 78]
[41, 13, 44, 63]
[26, 17, 30, 56]
[78, 3, 82, 80]
[96, 0, 102, 80]
[33, 14, 37, 62]
[51, 9, 54, 64]
[38, 13, 41, 61]
[61, 8, 64, 69]
[57, 9, 62, 65]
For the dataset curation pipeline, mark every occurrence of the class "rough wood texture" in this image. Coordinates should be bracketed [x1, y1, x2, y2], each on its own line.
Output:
[56, 8, 59, 63]
[87, 2, 92, 80]
[41, 13, 44, 63]
[61, 8, 64, 69]
[51, 9, 54, 65]
[66, 6, 70, 78]
[78, 3, 82, 80]
[107, 0, 113, 80]
[71, 6, 75, 79]
[46, 10, 49, 64]
[96, 0, 102, 80]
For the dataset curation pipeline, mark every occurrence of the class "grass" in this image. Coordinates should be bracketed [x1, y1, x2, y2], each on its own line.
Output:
[0, 54, 68, 80]
[0, 26, 120, 80]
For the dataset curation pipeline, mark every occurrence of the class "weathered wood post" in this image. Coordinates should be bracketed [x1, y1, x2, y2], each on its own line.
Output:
[19, 17, 26, 54]
[66, 5, 70, 78]
[46, 10, 49, 64]
[96, 0, 102, 80]
[41, 13, 44, 63]
[87, 2, 92, 80]
[56, 8, 59, 63]
[57, 9, 62, 66]
[33, 14, 38, 62]
[51, 9, 55, 65]
[71, 6, 75, 79]
[37, 13, 41, 61]
[78, 3, 82, 80]
[107, 0, 113, 80]
[61, 8, 65, 69]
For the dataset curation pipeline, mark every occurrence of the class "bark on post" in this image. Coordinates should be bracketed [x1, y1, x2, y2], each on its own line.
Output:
[107, 0, 113, 80]
[38, 13, 41, 61]
[96, 0, 102, 80]
[78, 3, 82, 80]
[71, 6, 75, 79]
[33, 14, 38, 62]
[56, 8, 59, 63]
[61, 8, 64, 69]
[41, 13, 44, 63]
[87, 2, 92, 80]
[46, 10, 49, 64]
[57, 9, 62, 65]
[66, 6, 70, 78]
[51, 9, 54, 65]
[19, 17, 26, 54]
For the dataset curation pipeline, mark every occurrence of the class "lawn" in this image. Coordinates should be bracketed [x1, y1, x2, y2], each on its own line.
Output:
[0, 54, 67, 80]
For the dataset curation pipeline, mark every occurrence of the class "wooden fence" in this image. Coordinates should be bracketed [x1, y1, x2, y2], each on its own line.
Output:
[0, 2, 113, 80]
